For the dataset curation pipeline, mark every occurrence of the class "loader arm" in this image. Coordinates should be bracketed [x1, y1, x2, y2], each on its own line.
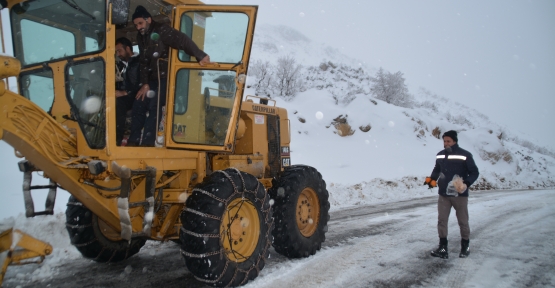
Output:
[0, 59, 122, 230]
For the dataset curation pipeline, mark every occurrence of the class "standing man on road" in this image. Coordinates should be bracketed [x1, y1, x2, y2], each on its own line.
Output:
[128, 5, 211, 146]
[424, 130, 479, 259]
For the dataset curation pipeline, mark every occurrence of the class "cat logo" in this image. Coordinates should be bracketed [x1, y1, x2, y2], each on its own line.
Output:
[282, 157, 290, 167]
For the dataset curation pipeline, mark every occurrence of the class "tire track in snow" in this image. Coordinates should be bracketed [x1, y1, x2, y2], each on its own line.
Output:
[249, 189, 555, 288]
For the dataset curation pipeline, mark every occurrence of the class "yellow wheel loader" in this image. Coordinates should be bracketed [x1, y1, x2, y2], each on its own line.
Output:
[0, 0, 330, 286]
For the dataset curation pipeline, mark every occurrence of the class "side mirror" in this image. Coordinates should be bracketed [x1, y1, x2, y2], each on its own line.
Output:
[111, 0, 130, 25]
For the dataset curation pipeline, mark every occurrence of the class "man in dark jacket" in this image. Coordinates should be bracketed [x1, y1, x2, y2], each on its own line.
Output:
[115, 37, 141, 146]
[424, 130, 479, 259]
[128, 5, 211, 146]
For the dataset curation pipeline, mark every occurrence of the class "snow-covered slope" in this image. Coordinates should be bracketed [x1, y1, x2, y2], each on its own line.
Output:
[244, 24, 555, 210]
[1, 22, 554, 287]
[251, 24, 366, 68]
[1, 24, 554, 220]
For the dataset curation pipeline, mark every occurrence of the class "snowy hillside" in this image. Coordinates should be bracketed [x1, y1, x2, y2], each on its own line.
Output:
[251, 24, 365, 68]
[246, 24, 555, 192]
[1, 22, 555, 287]
[2, 24, 555, 221]
[1, 23, 554, 220]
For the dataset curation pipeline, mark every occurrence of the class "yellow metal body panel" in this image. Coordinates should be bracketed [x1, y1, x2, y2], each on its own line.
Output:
[1, 228, 53, 285]
[213, 154, 264, 178]
[0, 56, 20, 78]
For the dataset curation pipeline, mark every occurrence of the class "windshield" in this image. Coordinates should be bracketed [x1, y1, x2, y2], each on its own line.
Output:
[10, 0, 106, 66]
[172, 69, 237, 146]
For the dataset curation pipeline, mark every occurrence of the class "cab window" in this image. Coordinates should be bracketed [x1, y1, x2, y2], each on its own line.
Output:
[179, 12, 249, 64]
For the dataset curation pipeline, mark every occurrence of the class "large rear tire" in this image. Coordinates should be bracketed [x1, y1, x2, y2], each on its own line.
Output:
[65, 196, 146, 262]
[268, 165, 330, 258]
[180, 168, 273, 287]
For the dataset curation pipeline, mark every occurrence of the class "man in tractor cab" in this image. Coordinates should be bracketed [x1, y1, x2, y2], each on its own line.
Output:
[115, 37, 141, 146]
[128, 5, 212, 146]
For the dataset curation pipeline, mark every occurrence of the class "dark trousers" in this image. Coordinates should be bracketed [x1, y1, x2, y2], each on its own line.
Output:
[128, 80, 166, 146]
[115, 94, 135, 146]
[437, 195, 470, 240]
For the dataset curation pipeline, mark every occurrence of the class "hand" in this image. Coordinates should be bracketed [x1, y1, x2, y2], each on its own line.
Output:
[136, 84, 150, 101]
[198, 55, 212, 66]
[454, 179, 467, 193]
[456, 184, 468, 193]
[115, 90, 127, 97]
[424, 177, 437, 189]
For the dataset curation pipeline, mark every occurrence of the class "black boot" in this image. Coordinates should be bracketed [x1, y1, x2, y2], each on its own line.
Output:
[459, 239, 470, 258]
[431, 238, 448, 259]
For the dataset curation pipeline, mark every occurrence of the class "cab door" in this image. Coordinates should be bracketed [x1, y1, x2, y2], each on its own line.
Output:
[165, 5, 258, 152]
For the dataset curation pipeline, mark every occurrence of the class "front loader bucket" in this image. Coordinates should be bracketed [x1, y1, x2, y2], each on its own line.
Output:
[0, 228, 53, 285]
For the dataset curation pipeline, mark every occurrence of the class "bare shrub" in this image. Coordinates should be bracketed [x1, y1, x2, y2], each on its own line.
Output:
[479, 148, 513, 164]
[432, 127, 441, 139]
[370, 67, 413, 108]
[332, 114, 347, 124]
[298, 117, 306, 123]
[273, 55, 303, 99]
[513, 137, 555, 158]
[249, 59, 273, 96]
[417, 100, 438, 112]
[471, 177, 495, 191]
[502, 152, 513, 163]
[447, 114, 474, 128]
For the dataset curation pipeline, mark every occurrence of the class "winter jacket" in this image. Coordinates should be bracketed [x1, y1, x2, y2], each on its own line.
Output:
[137, 20, 208, 85]
[430, 144, 479, 197]
[116, 55, 141, 99]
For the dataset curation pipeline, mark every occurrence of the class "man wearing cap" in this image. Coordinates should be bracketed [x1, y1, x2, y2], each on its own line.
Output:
[424, 130, 479, 259]
[128, 5, 211, 146]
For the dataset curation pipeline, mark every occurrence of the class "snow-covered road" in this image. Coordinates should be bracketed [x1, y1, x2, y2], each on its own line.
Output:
[249, 189, 555, 288]
[3, 189, 554, 287]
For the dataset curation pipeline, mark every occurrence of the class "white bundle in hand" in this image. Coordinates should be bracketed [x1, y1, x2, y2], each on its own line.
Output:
[452, 175, 467, 193]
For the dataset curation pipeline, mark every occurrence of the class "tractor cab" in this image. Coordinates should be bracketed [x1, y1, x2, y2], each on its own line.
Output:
[6, 0, 257, 155]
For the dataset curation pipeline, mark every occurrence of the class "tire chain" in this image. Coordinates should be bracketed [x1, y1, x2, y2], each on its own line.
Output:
[65, 198, 145, 263]
[180, 168, 273, 287]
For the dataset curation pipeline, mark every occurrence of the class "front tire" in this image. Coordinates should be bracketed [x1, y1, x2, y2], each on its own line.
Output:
[269, 165, 330, 258]
[180, 168, 273, 287]
[65, 196, 146, 262]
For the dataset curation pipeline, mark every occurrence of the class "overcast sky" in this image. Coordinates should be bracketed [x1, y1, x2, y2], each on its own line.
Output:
[206, 0, 555, 149]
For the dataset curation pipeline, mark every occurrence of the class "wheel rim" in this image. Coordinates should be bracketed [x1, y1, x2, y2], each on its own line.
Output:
[97, 217, 123, 241]
[220, 198, 260, 263]
[296, 187, 320, 237]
